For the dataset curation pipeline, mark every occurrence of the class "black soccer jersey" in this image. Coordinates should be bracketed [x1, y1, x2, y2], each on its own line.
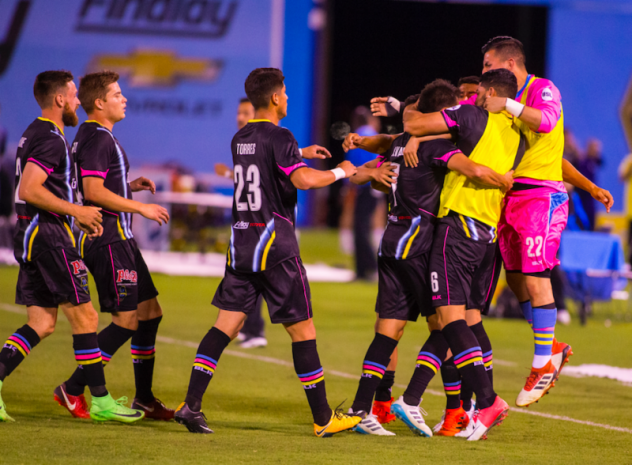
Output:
[72, 121, 134, 255]
[13, 118, 77, 264]
[377, 133, 460, 259]
[227, 120, 306, 273]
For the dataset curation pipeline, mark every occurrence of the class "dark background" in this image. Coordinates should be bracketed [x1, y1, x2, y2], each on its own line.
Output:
[323, 0, 548, 226]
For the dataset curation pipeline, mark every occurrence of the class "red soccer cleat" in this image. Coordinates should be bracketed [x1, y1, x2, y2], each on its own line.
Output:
[551, 338, 573, 380]
[53, 383, 90, 419]
[435, 406, 470, 436]
[131, 397, 175, 421]
[372, 397, 396, 424]
[467, 395, 509, 441]
[516, 360, 558, 407]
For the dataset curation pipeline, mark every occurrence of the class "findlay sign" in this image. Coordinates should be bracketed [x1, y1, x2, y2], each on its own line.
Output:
[76, 0, 239, 38]
[0, 0, 281, 172]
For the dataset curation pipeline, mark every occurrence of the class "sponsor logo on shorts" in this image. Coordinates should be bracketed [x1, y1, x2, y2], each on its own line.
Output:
[80, 276, 89, 292]
[116, 269, 138, 283]
[432, 295, 442, 300]
[70, 260, 87, 275]
[388, 215, 398, 222]
[249, 223, 265, 227]
[234, 221, 249, 229]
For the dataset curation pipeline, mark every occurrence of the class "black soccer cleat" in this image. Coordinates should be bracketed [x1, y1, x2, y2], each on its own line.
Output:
[174, 402, 214, 434]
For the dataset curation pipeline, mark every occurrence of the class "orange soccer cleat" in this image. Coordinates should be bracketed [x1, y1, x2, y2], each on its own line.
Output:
[516, 360, 558, 407]
[372, 397, 396, 424]
[435, 406, 470, 436]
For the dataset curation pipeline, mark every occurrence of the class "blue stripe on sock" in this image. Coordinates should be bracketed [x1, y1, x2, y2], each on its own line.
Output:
[195, 354, 218, 364]
[298, 368, 324, 378]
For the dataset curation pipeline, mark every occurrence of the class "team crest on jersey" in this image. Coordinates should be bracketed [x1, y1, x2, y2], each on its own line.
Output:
[71, 260, 87, 275]
[18, 137, 27, 148]
[118, 285, 128, 301]
[80, 276, 89, 292]
[71, 142, 78, 154]
[116, 269, 138, 283]
[541, 88, 553, 101]
[234, 221, 249, 229]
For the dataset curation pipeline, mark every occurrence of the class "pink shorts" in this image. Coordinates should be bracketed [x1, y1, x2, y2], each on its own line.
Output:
[498, 185, 569, 275]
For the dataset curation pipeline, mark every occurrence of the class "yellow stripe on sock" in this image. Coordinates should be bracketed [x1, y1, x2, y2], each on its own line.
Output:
[456, 357, 482, 369]
[445, 390, 461, 395]
[534, 340, 554, 345]
[193, 363, 215, 373]
[362, 369, 384, 378]
[5, 340, 27, 357]
[301, 376, 324, 386]
[415, 360, 438, 374]
[78, 357, 103, 365]
[484, 361, 493, 368]
[534, 333, 554, 338]
[132, 354, 156, 360]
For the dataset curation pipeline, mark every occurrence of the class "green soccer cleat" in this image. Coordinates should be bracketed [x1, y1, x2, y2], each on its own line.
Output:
[0, 380, 15, 422]
[90, 394, 145, 424]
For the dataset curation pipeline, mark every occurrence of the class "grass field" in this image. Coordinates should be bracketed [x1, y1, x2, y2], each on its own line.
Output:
[0, 231, 631, 464]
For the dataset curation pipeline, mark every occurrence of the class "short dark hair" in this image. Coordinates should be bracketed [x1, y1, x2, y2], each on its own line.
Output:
[479, 68, 518, 98]
[33, 70, 73, 109]
[78, 71, 120, 114]
[458, 76, 480, 87]
[239, 97, 250, 105]
[417, 79, 459, 113]
[244, 68, 285, 110]
[402, 94, 420, 113]
[481, 36, 526, 67]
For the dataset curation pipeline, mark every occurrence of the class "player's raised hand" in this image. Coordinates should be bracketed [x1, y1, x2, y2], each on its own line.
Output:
[501, 170, 515, 193]
[403, 136, 422, 168]
[337, 160, 357, 178]
[130, 176, 156, 194]
[74, 206, 102, 235]
[302, 145, 332, 159]
[342, 133, 363, 153]
[370, 97, 401, 117]
[373, 161, 398, 187]
[139, 203, 170, 225]
[591, 186, 614, 212]
[483, 96, 508, 114]
[214, 162, 233, 178]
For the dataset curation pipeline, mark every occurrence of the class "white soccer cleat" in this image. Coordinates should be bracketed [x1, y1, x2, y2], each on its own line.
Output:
[353, 413, 396, 436]
[391, 396, 432, 437]
[467, 396, 508, 441]
[240, 337, 268, 349]
[515, 361, 558, 407]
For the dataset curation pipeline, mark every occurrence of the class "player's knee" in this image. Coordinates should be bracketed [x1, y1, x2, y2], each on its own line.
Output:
[35, 321, 56, 339]
[138, 298, 162, 320]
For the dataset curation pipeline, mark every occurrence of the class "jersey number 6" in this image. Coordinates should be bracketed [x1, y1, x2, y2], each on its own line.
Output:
[234, 164, 262, 212]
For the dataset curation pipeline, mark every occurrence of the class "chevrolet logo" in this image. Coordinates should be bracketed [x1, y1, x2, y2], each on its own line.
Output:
[87, 50, 223, 87]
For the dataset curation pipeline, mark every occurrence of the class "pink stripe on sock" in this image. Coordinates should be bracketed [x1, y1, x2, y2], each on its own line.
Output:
[444, 385, 461, 391]
[363, 364, 385, 373]
[300, 372, 324, 382]
[8, 336, 30, 354]
[454, 351, 483, 365]
[417, 355, 441, 368]
[131, 349, 155, 355]
[194, 358, 216, 369]
[75, 353, 101, 361]
[62, 249, 80, 304]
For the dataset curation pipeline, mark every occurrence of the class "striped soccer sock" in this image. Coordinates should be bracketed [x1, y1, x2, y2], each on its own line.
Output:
[440, 357, 462, 410]
[375, 370, 396, 402]
[0, 325, 40, 381]
[532, 303, 557, 368]
[470, 321, 493, 386]
[65, 323, 135, 396]
[132, 316, 162, 402]
[520, 300, 533, 327]
[184, 327, 231, 412]
[73, 332, 107, 397]
[350, 333, 398, 414]
[403, 330, 449, 406]
[292, 339, 332, 427]
[442, 320, 496, 410]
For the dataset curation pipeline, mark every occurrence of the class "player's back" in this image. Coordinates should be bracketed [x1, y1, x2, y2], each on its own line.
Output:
[513, 75, 564, 183]
[72, 121, 133, 255]
[379, 133, 455, 259]
[13, 117, 76, 263]
[228, 120, 305, 273]
[439, 105, 524, 228]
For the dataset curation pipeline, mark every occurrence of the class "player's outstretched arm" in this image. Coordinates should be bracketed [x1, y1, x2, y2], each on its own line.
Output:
[370, 97, 401, 117]
[300, 145, 332, 160]
[130, 176, 157, 194]
[402, 134, 453, 168]
[402, 107, 450, 138]
[562, 159, 613, 212]
[342, 132, 398, 154]
[290, 161, 357, 190]
[351, 159, 397, 187]
[20, 162, 103, 235]
[484, 97, 544, 132]
[447, 153, 514, 193]
[83, 177, 170, 225]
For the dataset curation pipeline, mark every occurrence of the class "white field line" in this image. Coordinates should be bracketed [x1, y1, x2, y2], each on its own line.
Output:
[1, 304, 630, 435]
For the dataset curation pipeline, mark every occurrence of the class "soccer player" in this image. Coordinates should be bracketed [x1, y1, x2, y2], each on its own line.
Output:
[479, 37, 613, 406]
[458, 76, 481, 101]
[52, 71, 174, 420]
[403, 68, 523, 440]
[343, 82, 512, 438]
[0, 70, 143, 423]
[174, 68, 361, 436]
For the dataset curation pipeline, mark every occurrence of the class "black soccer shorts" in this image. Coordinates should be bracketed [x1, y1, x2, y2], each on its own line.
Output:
[16, 247, 91, 308]
[212, 256, 313, 324]
[375, 254, 433, 321]
[84, 238, 158, 313]
[429, 220, 499, 313]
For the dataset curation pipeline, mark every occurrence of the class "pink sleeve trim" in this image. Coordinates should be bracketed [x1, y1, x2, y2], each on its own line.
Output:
[459, 94, 477, 106]
[278, 162, 308, 176]
[376, 155, 385, 168]
[27, 158, 53, 175]
[436, 149, 461, 163]
[81, 168, 108, 178]
[441, 111, 459, 128]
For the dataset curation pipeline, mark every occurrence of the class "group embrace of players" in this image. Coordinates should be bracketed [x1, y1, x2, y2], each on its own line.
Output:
[0, 36, 614, 441]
